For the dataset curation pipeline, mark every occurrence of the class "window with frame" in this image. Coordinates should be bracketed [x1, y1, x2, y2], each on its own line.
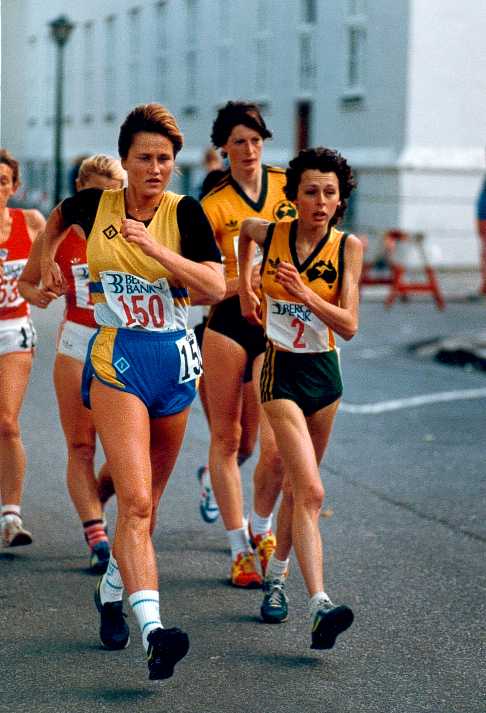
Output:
[255, 37, 269, 96]
[128, 8, 142, 105]
[154, 1, 170, 102]
[343, 0, 367, 101]
[63, 33, 75, 126]
[216, 0, 232, 100]
[43, 31, 55, 125]
[27, 36, 40, 126]
[104, 15, 117, 122]
[82, 21, 95, 123]
[184, 0, 199, 111]
[300, 0, 317, 24]
[254, 0, 269, 98]
[299, 32, 316, 92]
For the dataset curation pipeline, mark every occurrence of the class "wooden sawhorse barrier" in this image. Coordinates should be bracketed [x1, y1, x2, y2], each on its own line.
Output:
[360, 229, 445, 310]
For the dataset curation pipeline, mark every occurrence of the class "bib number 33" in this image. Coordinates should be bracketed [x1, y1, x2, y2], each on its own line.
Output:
[176, 330, 203, 383]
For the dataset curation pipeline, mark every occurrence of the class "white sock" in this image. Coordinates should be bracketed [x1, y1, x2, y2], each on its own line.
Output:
[265, 554, 289, 582]
[128, 589, 163, 651]
[1, 504, 21, 518]
[249, 510, 273, 536]
[309, 591, 333, 620]
[227, 527, 251, 560]
[99, 555, 124, 604]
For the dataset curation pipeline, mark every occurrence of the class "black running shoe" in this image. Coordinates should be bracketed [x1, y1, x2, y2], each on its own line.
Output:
[94, 578, 130, 650]
[89, 541, 110, 574]
[260, 578, 288, 623]
[147, 627, 190, 680]
[311, 601, 354, 650]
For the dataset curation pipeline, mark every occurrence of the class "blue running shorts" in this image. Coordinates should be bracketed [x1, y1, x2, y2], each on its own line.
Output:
[82, 326, 200, 418]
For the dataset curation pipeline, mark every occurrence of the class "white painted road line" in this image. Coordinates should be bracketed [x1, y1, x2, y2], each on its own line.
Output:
[341, 387, 486, 414]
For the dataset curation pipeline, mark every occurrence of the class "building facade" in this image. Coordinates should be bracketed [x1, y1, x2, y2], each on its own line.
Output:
[2, 0, 485, 266]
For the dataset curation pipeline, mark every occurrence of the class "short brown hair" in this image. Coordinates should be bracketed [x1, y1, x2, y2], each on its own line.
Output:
[211, 101, 272, 148]
[118, 103, 184, 159]
[0, 148, 20, 187]
[77, 154, 125, 187]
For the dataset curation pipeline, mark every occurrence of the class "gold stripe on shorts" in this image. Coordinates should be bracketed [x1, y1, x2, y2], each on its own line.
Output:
[91, 327, 125, 389]
[261, 342, 276, 403]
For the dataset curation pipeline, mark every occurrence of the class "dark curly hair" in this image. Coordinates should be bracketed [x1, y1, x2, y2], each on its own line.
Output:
[284, 147, 356, 225]
[211, 101, 272, 148]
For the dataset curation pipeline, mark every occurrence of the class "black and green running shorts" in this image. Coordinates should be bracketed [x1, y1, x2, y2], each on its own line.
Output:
[260, 344, 343, 416]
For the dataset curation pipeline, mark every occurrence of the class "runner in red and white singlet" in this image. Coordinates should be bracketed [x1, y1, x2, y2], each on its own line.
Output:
[19, 155, 125, 571]
[0, 149, 46, 548]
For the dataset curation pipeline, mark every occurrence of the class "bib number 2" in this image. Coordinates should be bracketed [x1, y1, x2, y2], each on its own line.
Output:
[291, 318, 306, 349]
[176, 330, 203, 383]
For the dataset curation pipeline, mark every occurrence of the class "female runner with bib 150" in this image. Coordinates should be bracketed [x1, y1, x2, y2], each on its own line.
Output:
[41, 104, 225, 681]
[238, 147, 363, 650]
[0, 148, 46, 548]
[19, 155, 125, 574]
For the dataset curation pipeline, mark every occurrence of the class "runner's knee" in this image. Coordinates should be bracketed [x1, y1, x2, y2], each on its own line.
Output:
[0, 415, 20, 440]
[295, 481, 325, 511]
[212, 423, 242, 458]
[69, 440, 96, 465]
[118, 494, 152, 526]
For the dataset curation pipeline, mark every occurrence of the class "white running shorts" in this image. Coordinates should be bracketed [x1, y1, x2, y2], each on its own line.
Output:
[56, 320, 96, 363]
[0, 316, 36, 355]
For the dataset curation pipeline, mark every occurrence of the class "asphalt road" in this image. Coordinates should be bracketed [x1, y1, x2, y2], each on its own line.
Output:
[1, 297, 485, 713]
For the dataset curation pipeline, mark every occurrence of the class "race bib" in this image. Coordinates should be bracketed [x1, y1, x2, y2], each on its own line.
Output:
[176, 329, 203, 383]
[0, 259, 27, 309]
[71, 263, 94, 310]
[265, 295, 329, 353]
[233, 235, 263, 275]
[100, 271, 176, 331]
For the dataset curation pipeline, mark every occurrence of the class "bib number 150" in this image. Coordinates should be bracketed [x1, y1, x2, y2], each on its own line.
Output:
[176, 331, 203, 383]
[117, 294, 165, 329]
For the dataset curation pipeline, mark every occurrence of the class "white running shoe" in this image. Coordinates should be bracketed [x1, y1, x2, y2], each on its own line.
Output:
[1, 513, 33, 547]
[197, 466, 220, 523]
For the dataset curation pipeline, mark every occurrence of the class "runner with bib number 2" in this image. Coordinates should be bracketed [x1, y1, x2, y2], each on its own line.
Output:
[238, 147, 362, 650]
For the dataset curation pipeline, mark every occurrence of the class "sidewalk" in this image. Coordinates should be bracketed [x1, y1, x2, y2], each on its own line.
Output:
[360, 267, 481, 303]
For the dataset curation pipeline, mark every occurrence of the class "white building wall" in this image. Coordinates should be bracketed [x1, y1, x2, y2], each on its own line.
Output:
[318, 1, 410, 241]
[398, 0, 486, 267]
[1, 1, 29, 154]
[1, 0, 485, 267]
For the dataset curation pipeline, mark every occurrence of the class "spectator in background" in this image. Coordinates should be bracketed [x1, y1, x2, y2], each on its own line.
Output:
[198, 147, 227, 200]
[476, 154, 486, 297]
[68, 154, 90, 196]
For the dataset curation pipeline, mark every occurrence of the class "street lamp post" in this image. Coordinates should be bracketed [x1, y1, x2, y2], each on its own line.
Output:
[49, 15, 74, 207]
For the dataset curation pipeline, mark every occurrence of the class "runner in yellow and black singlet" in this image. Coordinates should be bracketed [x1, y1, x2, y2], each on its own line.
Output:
[238, 146, 362, 650]
[41, 104, 224, 681]
[200, 101, 296, 589]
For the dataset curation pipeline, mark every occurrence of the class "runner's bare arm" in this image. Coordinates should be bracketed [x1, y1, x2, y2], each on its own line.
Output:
[237, 218, 269, 325]
[18, 233, 60, 308]
[40, 205, 71, 292]
[120, 219, 225, 304]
